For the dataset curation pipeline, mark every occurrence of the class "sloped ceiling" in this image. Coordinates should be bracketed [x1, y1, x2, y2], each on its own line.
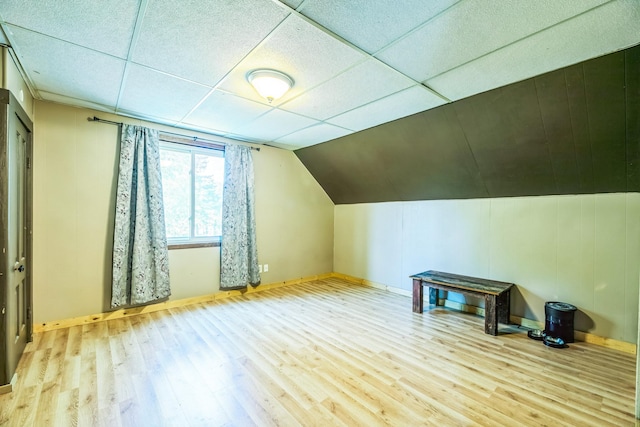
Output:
[0, 1, 639, 149]
[295, 45, 640, 204]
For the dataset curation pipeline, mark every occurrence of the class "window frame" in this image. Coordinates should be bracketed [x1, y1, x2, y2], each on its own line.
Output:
[159, 138, 225, 249]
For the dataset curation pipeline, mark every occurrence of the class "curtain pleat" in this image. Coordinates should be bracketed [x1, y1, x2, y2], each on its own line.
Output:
[220, 145, 260, 290]
[111, 124, 170, 307]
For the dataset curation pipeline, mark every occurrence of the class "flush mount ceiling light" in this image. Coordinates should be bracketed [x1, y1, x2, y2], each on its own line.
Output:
[246, 69, 294, 103]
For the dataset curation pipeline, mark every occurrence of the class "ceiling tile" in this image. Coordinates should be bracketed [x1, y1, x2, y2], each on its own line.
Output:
[427, 0, 640, 101]
[218, 14, 366, 106]
[183, 90, 272, 133]
[298, 0, 459, 53]
[0, 0, 139, 58]
[118, 64, 211, 122]
[327, 85, 447, 132]
[7, 26, 124, 107]
[233, 108, 318, 142]
[132, 0, 289, 86]
[377, 0, 609, 82]
[280, 59, 415, 120]
[274, 123, 352, 149]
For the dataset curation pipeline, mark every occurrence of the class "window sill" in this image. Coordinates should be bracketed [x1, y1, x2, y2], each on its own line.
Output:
[168, 241, 221, 250]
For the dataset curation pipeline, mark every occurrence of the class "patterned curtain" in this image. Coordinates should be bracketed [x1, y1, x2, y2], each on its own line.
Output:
[111, 124, 170, 307]
[220, 145, 260, 290]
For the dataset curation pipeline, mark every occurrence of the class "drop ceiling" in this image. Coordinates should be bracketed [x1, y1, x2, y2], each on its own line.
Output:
[0, 0, 638, 150]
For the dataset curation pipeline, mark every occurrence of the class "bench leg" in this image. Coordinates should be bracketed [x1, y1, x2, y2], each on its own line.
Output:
[497, 290, 510, 324]
[484, 295, 498, 336]
[412, 279, 423, 313]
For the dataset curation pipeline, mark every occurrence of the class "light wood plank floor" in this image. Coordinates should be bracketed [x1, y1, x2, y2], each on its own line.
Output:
[1, 278, 636, 426]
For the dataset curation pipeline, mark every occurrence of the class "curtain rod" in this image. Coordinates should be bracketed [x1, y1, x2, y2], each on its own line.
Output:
[87, 116, 260, 151]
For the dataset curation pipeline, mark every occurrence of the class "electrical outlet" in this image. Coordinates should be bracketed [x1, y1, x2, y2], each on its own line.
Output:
[258, 265, 263, 273]
[263, 264, 269, 272]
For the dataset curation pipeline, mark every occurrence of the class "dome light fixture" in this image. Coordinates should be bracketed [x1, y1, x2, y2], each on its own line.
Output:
[246, 69, 294, 103]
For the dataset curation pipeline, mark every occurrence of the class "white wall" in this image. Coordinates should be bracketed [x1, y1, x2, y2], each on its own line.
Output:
[33, 101, 334, 324]
[334, 194, 640, 343]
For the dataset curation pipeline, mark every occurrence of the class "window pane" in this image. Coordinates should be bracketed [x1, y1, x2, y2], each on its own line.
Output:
[194, 153, 224, 237]
[160, 149, 191, 239]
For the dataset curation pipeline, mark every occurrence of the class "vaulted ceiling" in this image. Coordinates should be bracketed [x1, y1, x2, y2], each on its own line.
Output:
[0, 1, 638, 150]
[296, 46, 640, 203]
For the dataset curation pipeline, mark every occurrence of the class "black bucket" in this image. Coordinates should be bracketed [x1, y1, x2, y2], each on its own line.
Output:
[545, 301, 577, 343]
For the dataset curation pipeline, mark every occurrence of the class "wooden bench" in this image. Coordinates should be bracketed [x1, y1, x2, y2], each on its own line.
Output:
[410, 270, 514, 336]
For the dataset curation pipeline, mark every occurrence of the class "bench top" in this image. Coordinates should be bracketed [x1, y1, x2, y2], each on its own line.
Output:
[410, 270, 514, 296]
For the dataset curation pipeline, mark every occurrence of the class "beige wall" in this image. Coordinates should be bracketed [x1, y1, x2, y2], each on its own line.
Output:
[28, 97, 640, 344]
[32, 101, 334, 324]
[334, 194, 640, 343]
[1, 47, 34, 119]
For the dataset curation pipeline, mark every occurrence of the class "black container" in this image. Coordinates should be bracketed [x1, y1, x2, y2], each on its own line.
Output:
[544, 301, 577, 343]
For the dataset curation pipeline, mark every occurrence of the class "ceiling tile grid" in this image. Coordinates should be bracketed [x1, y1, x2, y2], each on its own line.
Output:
[296, 0, 461, 54]
[274, 123, 352, 149]
[231, 108, 318, 141]
[5, 25, 125, 107]
[280, 0, 305, 10]
[375, 0, 610, 82]
[279, 59, 416, 120]
[118, 64, 212, 122]
[131, 0, 289, 87]
[0, 0, 638, 149]
[326, 85, 447, 132]
[38, 91, 118, 114]
[183, 90, 273, 134]
[0, 0, 139, 58]
[425, 0, 640, 101]
[218, 14, 367, 106]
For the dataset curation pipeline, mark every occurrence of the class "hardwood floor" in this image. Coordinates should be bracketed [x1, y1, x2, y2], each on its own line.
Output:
[1, 278, 636, 426]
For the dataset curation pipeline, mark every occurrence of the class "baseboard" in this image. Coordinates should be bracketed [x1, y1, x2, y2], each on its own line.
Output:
[331, 272, 413, 297]
[34, 273, 333, 333]
[0, 373, 17, 395]
[334, 272, 637, 355]
[33, 271, 637, 355]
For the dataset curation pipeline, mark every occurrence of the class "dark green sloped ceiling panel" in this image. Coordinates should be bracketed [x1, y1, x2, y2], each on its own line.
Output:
[295, 45, 640, 204]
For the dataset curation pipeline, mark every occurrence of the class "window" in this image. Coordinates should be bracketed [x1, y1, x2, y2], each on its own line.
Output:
[159, 142, 225, 246]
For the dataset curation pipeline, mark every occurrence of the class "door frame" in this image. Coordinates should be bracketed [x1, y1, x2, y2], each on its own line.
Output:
[0, 89, 33, 389]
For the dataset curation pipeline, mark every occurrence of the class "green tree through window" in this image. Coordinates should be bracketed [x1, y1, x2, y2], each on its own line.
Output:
[160, 142, 224, 243]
